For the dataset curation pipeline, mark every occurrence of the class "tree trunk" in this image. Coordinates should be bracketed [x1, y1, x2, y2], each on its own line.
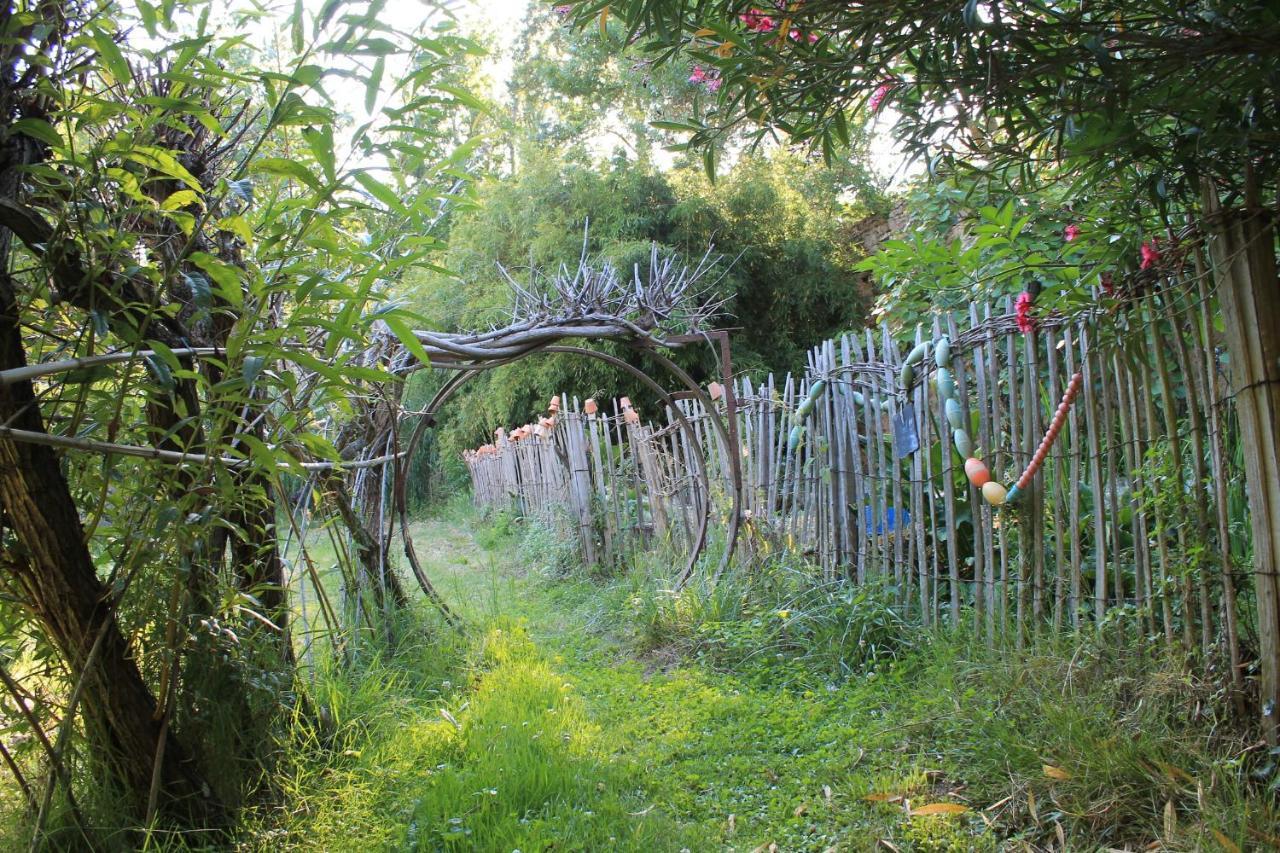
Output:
[1202, 180, 1280, 745]
[0, 270, 223, 824]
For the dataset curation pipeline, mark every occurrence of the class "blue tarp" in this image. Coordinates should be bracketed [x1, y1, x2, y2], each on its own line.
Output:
[862, 505, 910, 535]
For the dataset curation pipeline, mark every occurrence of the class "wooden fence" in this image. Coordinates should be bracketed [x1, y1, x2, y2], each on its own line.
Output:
[465, 293, 1246, 672]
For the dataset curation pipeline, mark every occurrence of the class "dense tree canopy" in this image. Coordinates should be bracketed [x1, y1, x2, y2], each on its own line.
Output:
[404, 146, 876, 487]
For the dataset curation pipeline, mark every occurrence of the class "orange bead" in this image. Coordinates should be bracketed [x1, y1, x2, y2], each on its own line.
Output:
[964, 457, 991, 487]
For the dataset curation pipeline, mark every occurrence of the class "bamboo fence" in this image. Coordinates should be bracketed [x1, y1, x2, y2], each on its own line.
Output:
[464, 299, 1247, 665]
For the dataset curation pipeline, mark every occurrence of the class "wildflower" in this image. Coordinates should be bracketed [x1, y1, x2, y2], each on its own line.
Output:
[1140, 240, 1161, 270]
[689, 66, 707, 84]
[1015, 290, 1037, 334]
[776, 609, 790, 619]
[706, 76, 722, 93]
[553, 4, 572, 15]
[1063, 223, 1081, 242]
[1100, 271, 1114, 295]
[868, 81, 894, 113]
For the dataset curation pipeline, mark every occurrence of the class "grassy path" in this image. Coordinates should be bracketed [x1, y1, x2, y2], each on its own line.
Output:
[270, 508, 967, 852]
[390, 511, 903, 851]
[264, 507, 1269, 851]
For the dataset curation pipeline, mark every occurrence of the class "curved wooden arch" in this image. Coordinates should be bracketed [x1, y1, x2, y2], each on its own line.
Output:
[391, 342, 742, 624]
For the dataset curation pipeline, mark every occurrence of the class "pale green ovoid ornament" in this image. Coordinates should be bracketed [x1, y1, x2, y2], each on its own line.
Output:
[905, 341, 930, 366]
[935, 367, 955, 401]
[934, 335, 951, 369]
[787, 424, 805, 452]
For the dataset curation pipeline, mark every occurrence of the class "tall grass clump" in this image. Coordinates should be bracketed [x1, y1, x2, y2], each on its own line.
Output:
[858, 632, 1280, 849]
[622, 544, 914, 688]
[515, 511, 582, 579]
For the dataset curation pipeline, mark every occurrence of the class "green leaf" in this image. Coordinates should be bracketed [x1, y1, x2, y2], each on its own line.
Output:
[353, 171, 405, 214]
[89, 27, 131, 84]
[302, 125, 336, 183]
[250, 157, 321, 191]
[365, 55, 385, 114]
[10, 118, 62, 147]
[290, 0, 304, 54]
[383, 315, 431, 368]
[161, 189, 202, 211]
[436, 83, 487, 114]
[242, 355, 266, 387]
[189, 252, 243, 307]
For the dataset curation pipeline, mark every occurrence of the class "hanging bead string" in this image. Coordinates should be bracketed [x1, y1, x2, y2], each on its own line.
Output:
[929, 333, 1084, 508]
[1004, 371, 1083, 504]
[777, 329, 1083, 512]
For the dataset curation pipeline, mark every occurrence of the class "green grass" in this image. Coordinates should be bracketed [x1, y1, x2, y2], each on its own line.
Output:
[238, 502, 1278, 852]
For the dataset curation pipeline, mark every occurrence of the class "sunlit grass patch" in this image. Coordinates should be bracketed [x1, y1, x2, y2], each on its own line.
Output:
[252, 618, 680, 851]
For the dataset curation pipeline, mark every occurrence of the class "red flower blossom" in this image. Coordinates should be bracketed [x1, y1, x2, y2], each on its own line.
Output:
[740, 9, 777, 32]
[868, 81, 894, 112]
[1015, 290, 1037, 334]
[1063, 223, 1081, 242]
[1100, 271, 1114, 296]
[1139, 240, 1161, 270]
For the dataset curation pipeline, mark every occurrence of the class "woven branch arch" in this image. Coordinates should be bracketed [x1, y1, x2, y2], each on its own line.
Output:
[337, 244, 745, 626]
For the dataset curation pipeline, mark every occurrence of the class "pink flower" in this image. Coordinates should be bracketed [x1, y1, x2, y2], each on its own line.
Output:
[868, 81, 894, 113]
[808, 32, 819, 43]
[1015, 291, 1037, 334]
[689, 65, 721, 93]
[1063, 223, 1081, 242]
[553, 4, 572, 15]
[740, 9, 777, 32]
[1140, 241, 1161, 270]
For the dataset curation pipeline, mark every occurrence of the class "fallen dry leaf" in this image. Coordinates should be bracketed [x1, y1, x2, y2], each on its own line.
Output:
[727, 814, 735, 834]
[823, 784, 833, 802]
[862, 792, 902, 803]
[1027, 790, 1039, 823]
[985, 795, 1013, 812]
[1042, 764, 1071, 780]
[878, 841, 900, 852]
[910, 803, 970, 816]
[794, 803, 809, 818]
